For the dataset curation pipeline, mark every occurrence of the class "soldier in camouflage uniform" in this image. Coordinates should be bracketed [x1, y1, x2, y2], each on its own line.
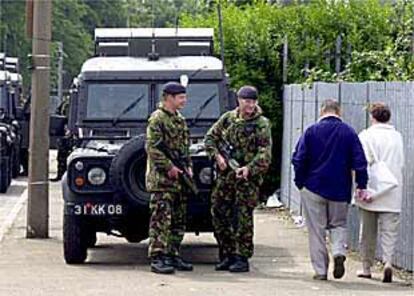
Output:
[205, 85, 272, 272]
[146, 82, 194, 274]
[51, 96, 72, 182]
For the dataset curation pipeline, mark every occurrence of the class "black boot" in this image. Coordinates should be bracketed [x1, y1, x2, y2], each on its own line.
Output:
[50, 176, 62, 182]
[229, 255, 249, 273]
[165, 256, 193, 271]
[333, 255, 346, 279]
[150, 256, 175, 274]
[215, 255, 235, 271]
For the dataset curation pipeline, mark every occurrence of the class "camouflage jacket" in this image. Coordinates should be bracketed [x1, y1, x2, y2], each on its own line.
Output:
[204, 106, 272, 185]
[145, 106, 192, 192]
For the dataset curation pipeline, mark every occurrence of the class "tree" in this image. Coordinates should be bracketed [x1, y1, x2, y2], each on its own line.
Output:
[181, 0, 414, 194]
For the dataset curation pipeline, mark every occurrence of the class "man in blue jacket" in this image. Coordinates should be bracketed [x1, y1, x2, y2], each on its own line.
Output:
[292, 99, 368, 281]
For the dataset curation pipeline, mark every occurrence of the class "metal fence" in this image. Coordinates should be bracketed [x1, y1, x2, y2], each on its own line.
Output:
[280, 82, 414, 271]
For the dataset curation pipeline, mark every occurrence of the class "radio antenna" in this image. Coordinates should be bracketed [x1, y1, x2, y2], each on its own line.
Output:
[217, 2, 226, 76]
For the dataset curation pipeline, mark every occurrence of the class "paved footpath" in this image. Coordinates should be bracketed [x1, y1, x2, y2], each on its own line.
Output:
[0, 178, 27, 243]
[0, 180, 412, 296]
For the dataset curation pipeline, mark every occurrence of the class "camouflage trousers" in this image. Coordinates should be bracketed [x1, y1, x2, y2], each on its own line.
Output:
[56, 138, 72, 178]
[56, 148, 70, 178]
[148, 192, 187, 258]
[211, 171, 259, 258]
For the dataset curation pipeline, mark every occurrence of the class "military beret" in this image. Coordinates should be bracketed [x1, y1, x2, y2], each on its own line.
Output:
[237, 85, 258, 100]
[162, 82, 186, 95]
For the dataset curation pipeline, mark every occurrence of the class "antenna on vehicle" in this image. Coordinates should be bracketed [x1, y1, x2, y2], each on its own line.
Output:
[217, 2, 226, 78]
[148, 32, 159, 61]
[175, 15, 179, 35]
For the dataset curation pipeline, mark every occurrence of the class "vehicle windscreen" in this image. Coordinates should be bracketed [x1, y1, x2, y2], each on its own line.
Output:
[86, 83, 149, 120]
[157, 83, 221, 119]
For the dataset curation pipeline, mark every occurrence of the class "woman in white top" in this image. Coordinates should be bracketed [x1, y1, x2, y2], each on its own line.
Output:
[356, 103, 404, 283]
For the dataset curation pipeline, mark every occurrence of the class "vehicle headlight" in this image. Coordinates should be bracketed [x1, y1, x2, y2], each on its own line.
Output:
[199, 167, 213, 185]
[74, 161, 84, 171]
[87, 167, 106, 185]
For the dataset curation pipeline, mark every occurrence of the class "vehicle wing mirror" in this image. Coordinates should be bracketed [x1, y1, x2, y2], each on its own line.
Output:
[228, 90, 237, 110]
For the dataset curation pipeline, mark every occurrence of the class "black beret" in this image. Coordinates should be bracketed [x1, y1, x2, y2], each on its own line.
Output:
[162, 82, 186, 95]
[237, 85, 258, 100]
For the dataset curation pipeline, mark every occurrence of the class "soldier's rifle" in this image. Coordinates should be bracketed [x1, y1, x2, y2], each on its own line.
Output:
[217, 139, 241, 171]
[154, 140, 199, 196]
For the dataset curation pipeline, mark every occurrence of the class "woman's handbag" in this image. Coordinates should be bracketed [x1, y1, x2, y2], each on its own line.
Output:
[366, 141, 398, 198]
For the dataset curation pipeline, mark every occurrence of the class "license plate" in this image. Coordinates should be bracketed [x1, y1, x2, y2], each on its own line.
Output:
[68, 203, 123, 216]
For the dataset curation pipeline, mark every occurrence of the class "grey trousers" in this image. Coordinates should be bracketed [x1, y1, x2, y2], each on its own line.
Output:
[301, 189, 349, 276]
[359, 209, 400, 266]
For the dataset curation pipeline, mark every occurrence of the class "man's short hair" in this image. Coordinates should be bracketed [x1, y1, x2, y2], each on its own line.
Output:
[370, 102, 391, 123]
[321, 99, 341, 115]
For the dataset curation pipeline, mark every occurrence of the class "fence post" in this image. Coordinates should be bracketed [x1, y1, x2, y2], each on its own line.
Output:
[283, 35, 288, 84]
[346, 42, 352, 65]
[335, 35, 342, 75]
[303, 32, 309, 78]
[325, 49, 330, 68]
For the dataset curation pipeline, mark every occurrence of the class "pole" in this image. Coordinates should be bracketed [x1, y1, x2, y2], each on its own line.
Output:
[27, 0, 52, 239]
[283, 35, 288, 84]
[217, 2, 226, 73]
[335, 35, 342, 75]
[57, 41, 63, 102]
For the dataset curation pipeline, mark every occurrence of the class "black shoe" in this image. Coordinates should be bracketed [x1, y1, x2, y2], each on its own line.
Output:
[215, 256, 235, 271]
[313, 274, 328, 281]
[165, 256, 193, 271]
[229, 255, 249, 273]
[383, 266, 393, 283]
[150, 256, 175, 274]
[333, 255, 346, 279]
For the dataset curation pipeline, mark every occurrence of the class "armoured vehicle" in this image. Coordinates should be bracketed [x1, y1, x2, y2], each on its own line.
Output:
[0, 54, 23, 192]
[63, 28, 236, 264]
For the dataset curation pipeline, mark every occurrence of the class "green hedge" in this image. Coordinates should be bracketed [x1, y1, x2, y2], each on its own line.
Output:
[181, 0, 414, 196]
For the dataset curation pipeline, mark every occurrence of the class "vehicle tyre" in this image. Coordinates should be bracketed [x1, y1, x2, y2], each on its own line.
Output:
[0, 157, 10, 193]
[19, 148, 29, 176]
[11, 148, 20, 178]
[109, 135, 150, 207]
[124, 232, 148, 243]
[63, 214, 87, 264]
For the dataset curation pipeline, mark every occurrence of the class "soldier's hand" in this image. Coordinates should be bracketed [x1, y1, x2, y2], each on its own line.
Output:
[186, 167, 193, 178]
[168, 166, 183, 180]
[215, 153, 228, 171]
[236, 166, 249, 180]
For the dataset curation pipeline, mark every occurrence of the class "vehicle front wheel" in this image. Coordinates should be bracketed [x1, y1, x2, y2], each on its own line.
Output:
[63, 214, 87, 264]
[11, 148, 20, 178]
[0, 156, 10, 193]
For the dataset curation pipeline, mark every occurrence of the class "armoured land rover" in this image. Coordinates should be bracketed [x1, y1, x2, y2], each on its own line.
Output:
[0, 54, 24, 192]
[63, 28, 236, 264]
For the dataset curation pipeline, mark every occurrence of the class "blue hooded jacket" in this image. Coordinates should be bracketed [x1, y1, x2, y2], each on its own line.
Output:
[292, 116, 368, 202]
